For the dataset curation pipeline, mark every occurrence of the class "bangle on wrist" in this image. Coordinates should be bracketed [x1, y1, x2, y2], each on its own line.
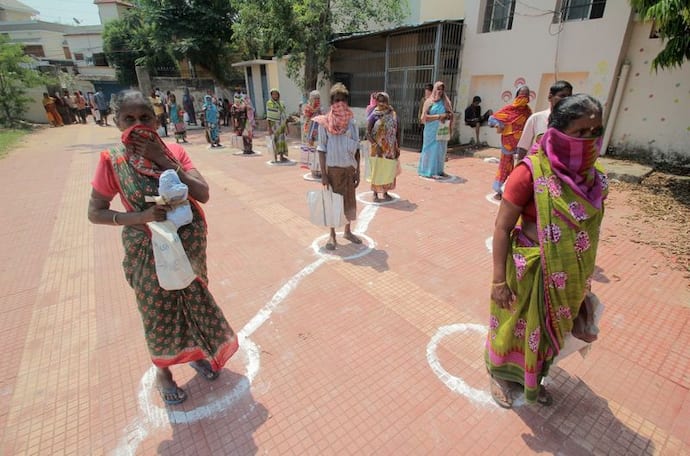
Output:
[492, 281, 506, 287]
[112, 212, 119, 225]
[175, 164, 181, 173]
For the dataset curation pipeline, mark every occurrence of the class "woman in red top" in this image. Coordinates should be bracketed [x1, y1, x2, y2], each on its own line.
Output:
[87, 90, 238, 405]
[487, 94, 607, 408]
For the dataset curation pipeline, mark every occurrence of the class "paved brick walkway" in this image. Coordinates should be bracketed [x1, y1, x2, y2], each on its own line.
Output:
[0, 123, 688, 455]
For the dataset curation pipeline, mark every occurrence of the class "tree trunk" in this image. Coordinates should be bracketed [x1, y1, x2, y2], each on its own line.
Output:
[303, 46, 318, 93]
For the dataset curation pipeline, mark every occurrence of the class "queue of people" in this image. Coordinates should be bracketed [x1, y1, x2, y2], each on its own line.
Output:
[84, 79, 606, 411]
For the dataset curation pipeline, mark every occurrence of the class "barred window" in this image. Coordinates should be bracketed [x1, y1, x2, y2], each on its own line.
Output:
[482, 0, 516, 33]
[554, 0, 606, 23]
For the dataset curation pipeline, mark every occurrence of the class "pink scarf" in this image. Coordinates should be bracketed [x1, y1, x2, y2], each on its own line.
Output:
[313, 101, 354, 135]
[541, 127, 604, 208]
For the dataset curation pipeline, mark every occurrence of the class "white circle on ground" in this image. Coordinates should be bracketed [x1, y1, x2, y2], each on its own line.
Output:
[483, 157, 500, 164]
[310, 232, 375, 260]
[303, 172, 321, 182]
[356, 191, 400, 206]
[232, 151, 261, 156]
[266, 159, 297, 166]
[419, 174, 460, 183]
[485, 193, 501, 205]
[140, 336, 260, 425]
[426, 324, 496, 408]
[485, 236, 493, 253]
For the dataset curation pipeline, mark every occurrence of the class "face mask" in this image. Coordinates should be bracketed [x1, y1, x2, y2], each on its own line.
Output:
[547, 127, 601, 179]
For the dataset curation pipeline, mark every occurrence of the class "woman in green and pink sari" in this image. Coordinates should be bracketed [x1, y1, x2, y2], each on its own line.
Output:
[486, 94, 607, 408]
[88, 90, 238, 406]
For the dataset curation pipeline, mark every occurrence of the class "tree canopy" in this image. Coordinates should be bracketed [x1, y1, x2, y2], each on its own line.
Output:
[232, 0, 408, 91]
[0, 35, 49, 127]
[135, 0, 241, 85]
[630, 0, 690, 70]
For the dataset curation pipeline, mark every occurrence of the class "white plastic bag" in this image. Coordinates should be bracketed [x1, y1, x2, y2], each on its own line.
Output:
[266, 135, 275, 156]
[552, 292, 605, 364]
[158, 169, 193, 229]
[148, 220, 196, 290]
[307, 188, 346, 227]
[360, 141, 372, 182]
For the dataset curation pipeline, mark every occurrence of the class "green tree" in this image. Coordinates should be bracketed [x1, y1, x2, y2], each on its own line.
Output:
[135, 0, 241, 85]
[103, 7, 178, 86]
[0, 35, 49, 127]
[232, 0, 407, 91]
[630, 0, 690, 70]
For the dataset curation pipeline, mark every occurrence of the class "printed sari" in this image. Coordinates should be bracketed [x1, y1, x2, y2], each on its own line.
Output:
[485, 148, 608, 402]
[102, 144, 238, 370]
[367, 105, 400, 192]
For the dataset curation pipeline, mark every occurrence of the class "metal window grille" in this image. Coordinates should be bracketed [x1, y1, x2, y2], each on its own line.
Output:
[482, 0, 516, 33]
[332, 21, 462, 148]
[554, 0, 606, 23]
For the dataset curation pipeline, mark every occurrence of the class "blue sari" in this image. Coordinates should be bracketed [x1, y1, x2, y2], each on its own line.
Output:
[418, 100, 449, 177]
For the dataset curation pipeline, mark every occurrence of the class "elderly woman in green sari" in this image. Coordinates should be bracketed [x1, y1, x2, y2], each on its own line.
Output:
[266, 88, 289, 162]
[486, 94, 607, 408]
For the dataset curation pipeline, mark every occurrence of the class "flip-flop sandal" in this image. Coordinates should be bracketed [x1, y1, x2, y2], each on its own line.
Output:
[159, 386, 187, 405]
[189, 360, 220, 381]
[490, 377, 513, 409]
[537, 387, 553, 406]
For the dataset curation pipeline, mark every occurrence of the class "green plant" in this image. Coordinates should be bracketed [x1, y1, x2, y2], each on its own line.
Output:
[0, 129, 29, 159]
[0, 35, 49, 127]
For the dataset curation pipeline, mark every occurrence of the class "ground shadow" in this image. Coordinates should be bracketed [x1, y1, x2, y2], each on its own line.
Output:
[592, 265, 610, 284]
[345, 248, 390, 272]
[157, 371, 269, 455]
[514, 367, 654, 455]
[386, 199, 418, 212]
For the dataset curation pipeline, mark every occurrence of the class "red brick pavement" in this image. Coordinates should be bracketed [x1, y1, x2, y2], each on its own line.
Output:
[0, 123, 688, 455]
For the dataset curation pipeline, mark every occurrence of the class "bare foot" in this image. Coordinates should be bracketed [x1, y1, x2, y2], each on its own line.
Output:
[343, 232, 362, 244]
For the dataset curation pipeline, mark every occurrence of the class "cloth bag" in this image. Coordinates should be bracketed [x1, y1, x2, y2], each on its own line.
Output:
[436, 121, 450, 141]
[148, 220, 196, 290]
[369, 157, 399, 185]
[307, 188, 346, 227]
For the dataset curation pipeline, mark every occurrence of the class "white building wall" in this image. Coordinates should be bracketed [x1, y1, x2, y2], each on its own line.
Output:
[6, 28, 67, 60]
[609, 20, 690, 164]
[98, 5, 121, 24]
[64, 34, 103, 62]
[457, 1, 633, 147]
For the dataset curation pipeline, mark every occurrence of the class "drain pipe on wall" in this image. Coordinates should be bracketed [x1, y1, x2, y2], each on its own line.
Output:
[601, 60, 631, 156]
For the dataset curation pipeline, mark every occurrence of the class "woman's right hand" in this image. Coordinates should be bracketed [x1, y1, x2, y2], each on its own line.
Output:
[491, 283, 516, 309]
[321, 173, 330, 189]
[141, 204, 170, 223]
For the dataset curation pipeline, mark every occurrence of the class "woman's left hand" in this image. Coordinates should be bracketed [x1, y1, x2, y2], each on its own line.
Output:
[491, 283, 516, 309]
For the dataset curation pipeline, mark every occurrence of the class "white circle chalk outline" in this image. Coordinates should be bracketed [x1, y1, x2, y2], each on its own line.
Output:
[485, 193, 501, 205]
[419, 174, 460, 183]
[310, 232, 375, 260]
[356, 191, 400, 206]
[138, 336, 260, 425]
[426, 323, 496, 407]
[266, 159, 297, 166]
[232, 151, 262, 156]
[302, 172, 321, 182]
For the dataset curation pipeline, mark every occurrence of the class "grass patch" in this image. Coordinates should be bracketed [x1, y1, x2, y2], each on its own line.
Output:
[0, 129, 29, 159]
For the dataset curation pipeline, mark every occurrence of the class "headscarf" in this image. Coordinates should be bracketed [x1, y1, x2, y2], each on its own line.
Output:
[540, 127, 604, 208]
[303, 90, 321, 118]
[421, 81, 453, 119]
[368, 92, 398, 151]
[365, 92, 378, 116]
[313, 101, 354, 136]
[492, 92, 531, 126]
